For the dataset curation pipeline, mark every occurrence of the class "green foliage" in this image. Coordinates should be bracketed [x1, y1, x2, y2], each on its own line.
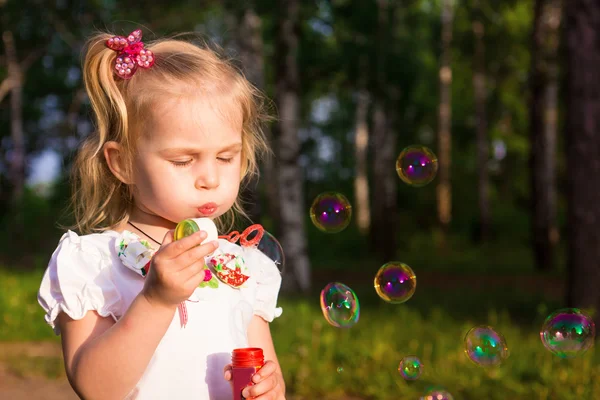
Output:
[0, 183, 71, 262]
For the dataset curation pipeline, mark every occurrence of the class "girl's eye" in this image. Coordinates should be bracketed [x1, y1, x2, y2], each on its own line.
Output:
[171, 160, 193, 167]
[217, 157, 233, 164]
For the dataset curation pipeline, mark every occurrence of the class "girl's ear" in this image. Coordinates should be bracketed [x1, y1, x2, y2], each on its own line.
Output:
[103, 141, 133, 184]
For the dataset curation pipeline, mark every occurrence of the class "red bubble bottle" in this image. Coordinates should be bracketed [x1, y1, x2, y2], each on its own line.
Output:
[231, 348, 264, 400]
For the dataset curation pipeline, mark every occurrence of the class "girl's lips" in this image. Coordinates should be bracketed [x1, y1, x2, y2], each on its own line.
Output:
[198, 203, 217, 215]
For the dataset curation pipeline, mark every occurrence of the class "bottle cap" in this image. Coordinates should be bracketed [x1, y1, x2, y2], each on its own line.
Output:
[232, 348, 264, 368]
[174, 218, 218, 244]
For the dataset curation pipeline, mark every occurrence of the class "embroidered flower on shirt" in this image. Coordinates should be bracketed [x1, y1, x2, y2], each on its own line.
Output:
[117, 231, 155, 277]
[208, 252, 250, 288]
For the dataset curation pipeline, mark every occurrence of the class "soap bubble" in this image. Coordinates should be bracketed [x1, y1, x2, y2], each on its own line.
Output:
[396, 145, 438, 187]
[310, 192, 352, 233]
[257, 231, 285, 274]
[464, 326, 509, 367]
[336, 366, 344, 373]
[420, 389, 454, 400]
[320, 282, 360, 328]
[398, 355, 423, 380]
[540, 308, 596, 358]
[374, 262, 417, 304]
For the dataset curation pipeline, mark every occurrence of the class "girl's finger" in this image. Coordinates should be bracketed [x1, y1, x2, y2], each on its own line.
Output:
[162, 230, 208, 260]
[175, 240, 219, 269]
[160, 229, 175, 247]
[243, 375, 278, 398]
[181, 259, 208, 284]
[223, 369, 232, 381]
[252, 361, 276, 383]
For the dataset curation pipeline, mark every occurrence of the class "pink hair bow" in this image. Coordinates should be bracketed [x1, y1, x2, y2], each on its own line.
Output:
[105, 29, 155, 79]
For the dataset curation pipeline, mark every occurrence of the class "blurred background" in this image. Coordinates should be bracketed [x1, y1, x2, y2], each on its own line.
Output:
[1, 0, 599, 399]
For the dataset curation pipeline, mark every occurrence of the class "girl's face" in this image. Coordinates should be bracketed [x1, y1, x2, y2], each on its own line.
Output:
[130, 95, 244, 225]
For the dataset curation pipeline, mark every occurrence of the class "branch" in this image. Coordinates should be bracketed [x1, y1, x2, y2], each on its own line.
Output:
[46, 10, 79, 49]
[21, 47, 46, 72]
[0, 76, 15, 102]
[2, 30, 17, 67]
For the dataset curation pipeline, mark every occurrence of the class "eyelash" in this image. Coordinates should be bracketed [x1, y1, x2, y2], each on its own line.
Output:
[171, 160, 192, 167]
[170, 157, 233, 167]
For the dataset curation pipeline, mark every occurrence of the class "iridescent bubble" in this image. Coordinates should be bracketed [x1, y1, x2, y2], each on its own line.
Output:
[320, 282, 360, 328]
[374, 262, 417, 304]
[420, 389, 454, 400]
[464, 326, 509, 367]
[540, 308, 596, 358]
[396, 145, 439, 187]
[398, 355, 423, 380]
[257, 231, 285, 274]
[310, 192, 352, 233]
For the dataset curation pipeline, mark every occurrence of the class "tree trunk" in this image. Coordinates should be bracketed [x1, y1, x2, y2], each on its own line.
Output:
[437, 0, 454, 239]
[2, 30, 25, 253]
[274, 0, 310, 292]
[354, 57, 371, 235]
[223, 1, 268, 225]
[370, 0, 398, 262]
[565, 0, 600, 328]
[3, 31, 25, 207]
[472, 2, 490, 242]
[530, 0, 562, 271]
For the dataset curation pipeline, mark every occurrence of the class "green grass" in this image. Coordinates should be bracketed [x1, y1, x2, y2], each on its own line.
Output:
[1, 262, 597, 399]
[273, 297, 599, 400]
[0, 267, 58, 341]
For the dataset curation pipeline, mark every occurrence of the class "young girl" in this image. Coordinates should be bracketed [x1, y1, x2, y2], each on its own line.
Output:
[37, 28, 285, 400]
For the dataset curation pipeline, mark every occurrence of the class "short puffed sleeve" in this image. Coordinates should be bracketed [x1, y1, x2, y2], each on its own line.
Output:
[242, 247, 283, 322]
[37, 230, 122, 335]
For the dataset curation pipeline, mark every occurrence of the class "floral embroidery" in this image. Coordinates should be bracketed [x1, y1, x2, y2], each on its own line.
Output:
[116, 231, 155, 277]
[208, 252, 250, 288]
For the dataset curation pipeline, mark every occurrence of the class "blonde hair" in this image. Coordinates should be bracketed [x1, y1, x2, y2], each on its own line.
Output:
[64, 30, 271, 234]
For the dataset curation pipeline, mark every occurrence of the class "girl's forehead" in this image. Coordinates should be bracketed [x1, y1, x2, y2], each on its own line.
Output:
[145, 95, 243, 146]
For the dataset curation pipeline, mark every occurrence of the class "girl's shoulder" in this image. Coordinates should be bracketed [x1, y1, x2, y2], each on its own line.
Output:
[39, 230, 131, 335]
[53, 229, 122, 260]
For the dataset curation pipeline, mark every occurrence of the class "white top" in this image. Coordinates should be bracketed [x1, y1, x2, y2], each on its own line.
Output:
[37, 230, 283, 400]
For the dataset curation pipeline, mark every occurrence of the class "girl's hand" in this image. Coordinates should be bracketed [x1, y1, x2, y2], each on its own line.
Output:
[142, 229, 219, 309]
[224, 360, 285, 400]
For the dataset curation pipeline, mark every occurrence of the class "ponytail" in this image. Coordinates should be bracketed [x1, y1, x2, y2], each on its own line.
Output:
[63, 33, 135, 233]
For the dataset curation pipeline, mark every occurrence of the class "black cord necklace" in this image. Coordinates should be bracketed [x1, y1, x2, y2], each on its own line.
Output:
[127, 221, 162, 245]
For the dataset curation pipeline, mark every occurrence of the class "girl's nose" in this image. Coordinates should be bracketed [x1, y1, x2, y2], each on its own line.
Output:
[195, 163, 219, 189]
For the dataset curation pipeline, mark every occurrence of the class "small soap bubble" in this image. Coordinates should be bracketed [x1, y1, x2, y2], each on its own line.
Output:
[320, 282, 360, 328]
[374, 262, 417, 304]
[420, 389, 454, 400]
[398, 355, 423, 380]
[464, 326, 509, 367]
[310, 192, 352, 233]
[540, 308, 596, 358]
[257, 231, 285, 274]
[396, 145, 438, 187]
[337, 366, 344, 373]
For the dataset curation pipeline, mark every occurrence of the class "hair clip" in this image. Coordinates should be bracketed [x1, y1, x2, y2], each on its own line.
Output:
[105, 29, 155, 79]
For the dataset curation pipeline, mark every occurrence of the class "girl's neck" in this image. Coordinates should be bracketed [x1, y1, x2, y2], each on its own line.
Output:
[115, 206, 176, 242]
